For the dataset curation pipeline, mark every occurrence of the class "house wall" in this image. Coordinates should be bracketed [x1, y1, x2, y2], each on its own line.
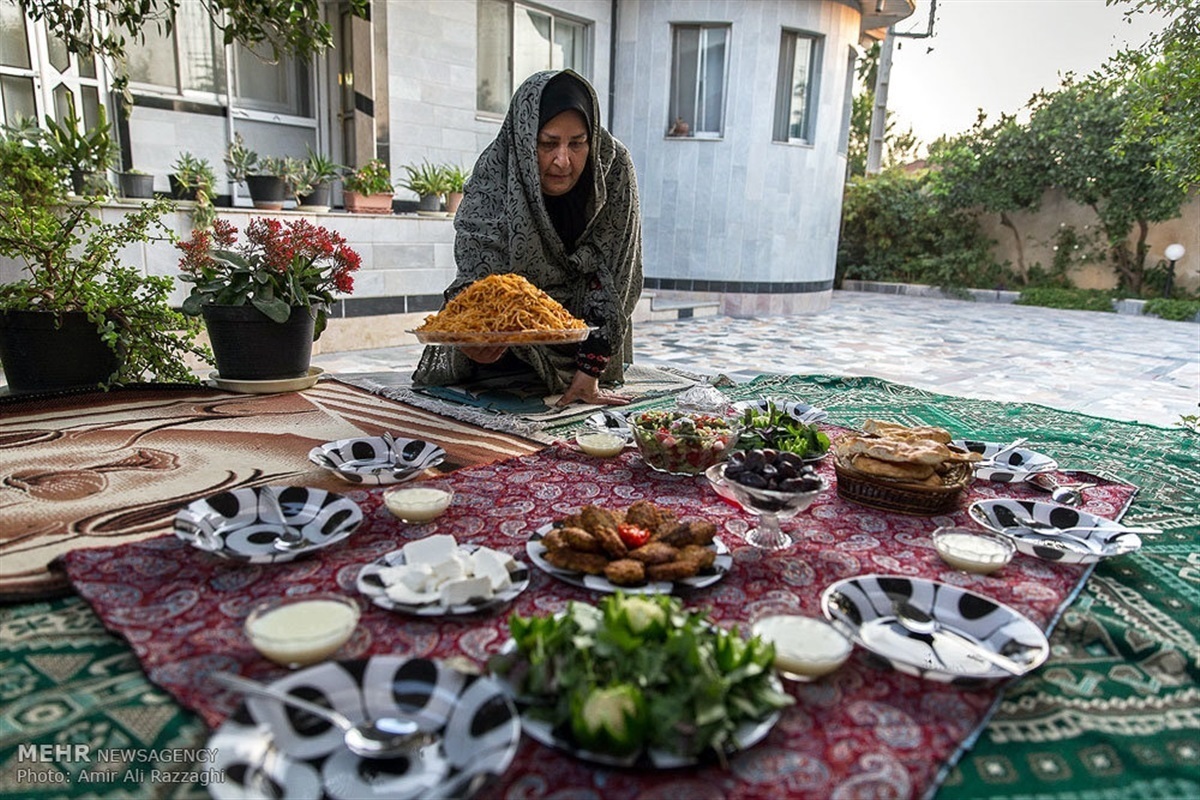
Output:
[612, 0, 865, 317]
[385, 0, 615, 203]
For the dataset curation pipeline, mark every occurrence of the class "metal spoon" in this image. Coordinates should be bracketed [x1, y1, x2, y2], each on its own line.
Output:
[1049, 484, 1096, 506]
[253, 491, 311, 552]
[892, 601, 1026, 675]
[213, 672, 432, 759]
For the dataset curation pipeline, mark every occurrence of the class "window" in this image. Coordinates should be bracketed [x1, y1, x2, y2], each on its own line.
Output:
[124, 0, 309, 117]
[773, 30, 820, 143]
[0, 4, 36, 125]
[837, 46, 857, 155]
[669, 24, 729, 138]
[477, 0, 589, 116]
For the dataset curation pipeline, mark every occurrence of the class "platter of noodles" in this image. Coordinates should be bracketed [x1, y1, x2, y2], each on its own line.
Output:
[411, 273, 594, 346]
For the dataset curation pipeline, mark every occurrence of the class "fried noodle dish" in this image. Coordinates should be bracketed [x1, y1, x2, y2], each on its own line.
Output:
[541, 500, 720, 586]
[415, 273, 589, 343]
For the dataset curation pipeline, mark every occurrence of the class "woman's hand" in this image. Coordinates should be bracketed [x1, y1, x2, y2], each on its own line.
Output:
[556, 370, 632, 407]
[460, 345, 508, 363]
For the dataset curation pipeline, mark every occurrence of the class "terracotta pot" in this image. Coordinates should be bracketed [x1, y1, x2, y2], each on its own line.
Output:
[200, 304, 315, 381]
[446, 192, 464, 215]
[0, 309, 120, 393]
[344, 191, 394, 214]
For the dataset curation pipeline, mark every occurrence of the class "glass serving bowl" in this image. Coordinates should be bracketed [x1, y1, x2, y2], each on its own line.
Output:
[628, 410, 739, 475]
[383, 484, 454, 523]
[244, 593, 360, 668]
[931, 526, 1015, 574]
[705, 463, 826, 550]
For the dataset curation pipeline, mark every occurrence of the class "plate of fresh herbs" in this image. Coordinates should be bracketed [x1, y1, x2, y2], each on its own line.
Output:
[731, 398, 831, 460]
[487, 594, 791, 768]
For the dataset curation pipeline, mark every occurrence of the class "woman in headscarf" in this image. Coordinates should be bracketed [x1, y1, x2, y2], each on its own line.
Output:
[411, 69, 643, 407]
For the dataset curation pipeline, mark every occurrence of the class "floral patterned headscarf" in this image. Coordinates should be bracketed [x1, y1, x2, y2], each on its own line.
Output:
[412, 69, 643, 391]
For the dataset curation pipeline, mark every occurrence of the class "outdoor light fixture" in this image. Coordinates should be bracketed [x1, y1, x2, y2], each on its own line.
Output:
[1164, 242, 1185, 298]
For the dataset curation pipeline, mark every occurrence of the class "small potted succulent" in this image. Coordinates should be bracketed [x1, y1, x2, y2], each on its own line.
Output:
[342, 159, 394, 214]
[225, 134, 288, 210]
[443, 163, 470, 215]
[401, 160, 450, 213]
[169, 152, 217, 228]
[291, 149, 342, 211]
[177, 217, 362, 380]
[42, 102, 117, 197]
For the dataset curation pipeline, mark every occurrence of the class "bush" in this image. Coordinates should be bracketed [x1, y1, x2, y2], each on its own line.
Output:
[837, 170, 1012, 291]
[1143, 298, 1200, 322]
[1015, 287, 1116, 312]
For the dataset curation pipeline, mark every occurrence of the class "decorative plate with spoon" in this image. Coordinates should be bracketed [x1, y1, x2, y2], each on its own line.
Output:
[967, 498, 1149, 564]
[173, 485, 362, 562]
[309, 433, 446, 485]
[952, 439, 1057, 482]
[206, 656, 521, 800]
[821, 574, 1049, 683]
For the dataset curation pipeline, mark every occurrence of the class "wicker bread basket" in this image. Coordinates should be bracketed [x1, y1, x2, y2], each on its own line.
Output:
[834, 453, 973, 515]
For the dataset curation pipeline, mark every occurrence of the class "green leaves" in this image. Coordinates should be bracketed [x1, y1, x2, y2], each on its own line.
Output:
[496, 594, 792, 760]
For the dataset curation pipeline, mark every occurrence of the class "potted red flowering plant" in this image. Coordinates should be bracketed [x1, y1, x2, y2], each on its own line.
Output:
[177, 217, 361, 381]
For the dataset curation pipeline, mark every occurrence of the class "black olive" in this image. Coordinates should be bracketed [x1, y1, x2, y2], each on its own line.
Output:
[759, 464, 777, 479]
[761, 448, 779, 464]
[744, 450, 765, 471]
[728, 450, 746, 465]
[734, 472, 769, 489]
[778, 477, 804, 492]
[776, 462, 798, 480]
[724, 463, 746, 478]
[778, 452, 804, 470]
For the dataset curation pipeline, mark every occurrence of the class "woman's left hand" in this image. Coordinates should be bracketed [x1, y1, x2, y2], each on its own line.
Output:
[556, 371, 632, 407]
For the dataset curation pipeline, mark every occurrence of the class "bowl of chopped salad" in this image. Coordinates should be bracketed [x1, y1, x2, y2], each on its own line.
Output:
[628, 410, 739, 475]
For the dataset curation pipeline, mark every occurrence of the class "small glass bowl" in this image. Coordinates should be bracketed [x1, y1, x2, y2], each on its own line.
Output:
[574, 429, 627, 457]
[931, 526, 1016, 574]
[245, 593, 360, 668]
[383, 484, 454, 523]
[751, 615, 852, 682]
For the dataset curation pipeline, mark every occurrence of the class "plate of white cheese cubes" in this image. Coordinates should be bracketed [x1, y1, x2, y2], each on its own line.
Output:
[356, 534, 531, 616]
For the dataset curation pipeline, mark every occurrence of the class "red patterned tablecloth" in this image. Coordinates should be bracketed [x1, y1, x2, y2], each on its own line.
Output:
[57, 440, 1138, 800]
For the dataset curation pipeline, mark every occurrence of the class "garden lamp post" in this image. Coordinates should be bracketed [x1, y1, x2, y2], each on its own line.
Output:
[1164, 243, 1185, 298]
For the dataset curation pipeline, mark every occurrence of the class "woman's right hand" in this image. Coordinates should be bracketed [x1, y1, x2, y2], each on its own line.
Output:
[460, 345, 508, 363]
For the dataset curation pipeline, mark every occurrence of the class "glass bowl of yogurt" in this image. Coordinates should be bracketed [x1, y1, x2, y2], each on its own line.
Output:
[383, 484, 454, 523]
[931, 526, 1015, 574]
[751, 614, 853, 682]
[574, 429, 626, 457]
[245, 593, 360, 668]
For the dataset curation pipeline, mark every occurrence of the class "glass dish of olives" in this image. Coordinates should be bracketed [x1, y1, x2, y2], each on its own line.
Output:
[705, 449, 827, 551]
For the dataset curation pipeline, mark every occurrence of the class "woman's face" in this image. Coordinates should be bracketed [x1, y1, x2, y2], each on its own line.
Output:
[537, 110, 589, 196]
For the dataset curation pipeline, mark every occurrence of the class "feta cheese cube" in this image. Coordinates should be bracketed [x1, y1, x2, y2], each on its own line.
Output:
[440, 576, 493, 606]
[473, 547, 513, 592]
[402, 534, 458, 566]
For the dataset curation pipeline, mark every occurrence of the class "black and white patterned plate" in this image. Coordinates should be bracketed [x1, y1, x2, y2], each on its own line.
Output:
[309, 436, 445, 485]
[174, 486, 362, 562]
[953, 440, 1058, 483]
[729, 397, 829, 425]
[526, 524, 731, 595]
[492, 638, 781, 769]
[821, 574, 1049, 684]
[967, 498, 1141, 564]
[207, 656, 520, 800]
[356, 546, 531, 616]
[583, 408, 632, 440]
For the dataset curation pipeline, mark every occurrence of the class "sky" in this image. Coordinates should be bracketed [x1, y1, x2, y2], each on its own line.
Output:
[886, 0, 1169, 149]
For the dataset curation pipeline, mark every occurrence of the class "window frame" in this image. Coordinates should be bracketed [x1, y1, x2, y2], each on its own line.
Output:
[773, 28, 822, 145]
[668, 22, 731, 140]
[476, 0, 592, 119]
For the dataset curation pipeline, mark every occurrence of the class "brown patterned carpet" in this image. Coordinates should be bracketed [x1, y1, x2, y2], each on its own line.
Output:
[0, 380, 545, 601]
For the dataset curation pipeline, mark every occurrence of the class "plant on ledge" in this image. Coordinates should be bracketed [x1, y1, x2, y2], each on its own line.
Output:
[178, 217, 361, 340]
[0, 135, 210, 390]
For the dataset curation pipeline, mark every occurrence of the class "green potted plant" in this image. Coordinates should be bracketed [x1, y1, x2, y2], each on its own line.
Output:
[169, 152, 217, 228]
[292, 149, 342, 211]
[42, 102, 117, 197]
[342, 158, 394, 214]
[0, 136, 210, 393]
[401, 160, 450, 213]
[443, 163, 470, 215]
[225, 134, 288, 210]
[177, 217, 361, 380]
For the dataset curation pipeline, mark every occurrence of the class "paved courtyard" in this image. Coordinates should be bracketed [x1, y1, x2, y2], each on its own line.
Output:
[313, 291, 1200, 430]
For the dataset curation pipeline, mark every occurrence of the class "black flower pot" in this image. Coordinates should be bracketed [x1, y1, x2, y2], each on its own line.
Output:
[297, 182, 331, 210]
[245, 175, 289, 210]
[0, 310, 120, 393]
[201, 304, 315, 381]
[169, 174, 200, 201]
[119, 172, 155, 199]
